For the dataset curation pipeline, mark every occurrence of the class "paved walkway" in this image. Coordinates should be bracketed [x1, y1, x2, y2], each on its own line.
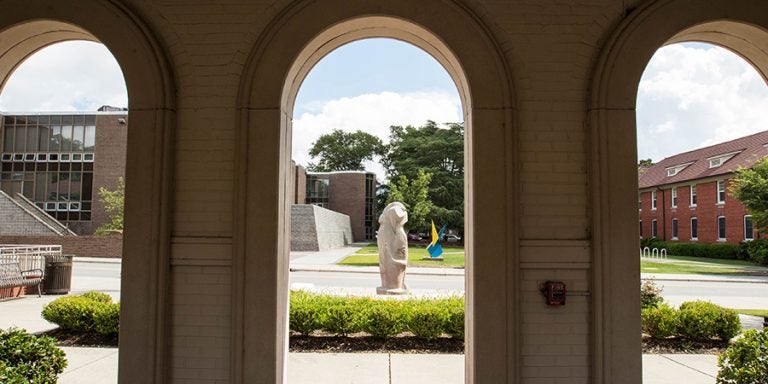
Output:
[0, 250, 756, 383]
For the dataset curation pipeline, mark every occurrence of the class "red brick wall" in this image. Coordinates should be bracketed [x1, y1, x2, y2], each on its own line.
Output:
[328, 173, 366, 242]
[640, 178, 759, 244]
[0, 235, 123, 258]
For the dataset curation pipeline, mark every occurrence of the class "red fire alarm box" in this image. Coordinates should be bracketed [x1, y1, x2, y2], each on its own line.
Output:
[542, 281, 566, 306]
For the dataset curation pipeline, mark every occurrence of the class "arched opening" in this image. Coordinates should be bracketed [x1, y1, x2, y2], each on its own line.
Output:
[590, 2, 768, 383]
[236, 2, 516, 382]
[0, 3, 174, 383]
[287, 36, 465, 381]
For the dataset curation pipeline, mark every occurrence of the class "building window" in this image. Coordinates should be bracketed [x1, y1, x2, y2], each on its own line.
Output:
[690, 184, 697, 206]
[691, 217, 698, 240]
[672, 219, 678, 240]
[745, 215, 754, 241]
[651, 191, 657, 210]
[638, 194, 642, 210]
[717, 180, 726, 204]
[639, 221, 643, 238]
[652, 219, 658, 238]
[671, 187, 678, 208]
[718, 216, 726, 241]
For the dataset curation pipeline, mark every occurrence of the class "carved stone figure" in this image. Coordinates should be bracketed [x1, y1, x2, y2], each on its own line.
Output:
[376, 202, 410, 295]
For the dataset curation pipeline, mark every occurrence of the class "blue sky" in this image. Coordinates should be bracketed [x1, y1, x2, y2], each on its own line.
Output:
[1, 39, 767, 177]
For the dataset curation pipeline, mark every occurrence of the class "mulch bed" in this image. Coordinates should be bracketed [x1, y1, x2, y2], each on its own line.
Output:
[641, 336, 729, 354]
[42, 328, 118, 348]
[290, 334, 463, 353]
[40, 330, 729, 354]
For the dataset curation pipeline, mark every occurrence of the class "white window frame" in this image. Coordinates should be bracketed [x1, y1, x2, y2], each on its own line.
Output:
[744, 215, 754, 241]
[1, 154, 12, 161]
[690, 184, 697, 207]
[707, 151, 741, 169]
[691, 217, 698, 241]
[672, 218, 678, 240]
[717, 180, 726, 204]
[671, 187, 678, 208]
[717, 216, 726, 242]
[651, 190, 657, 210]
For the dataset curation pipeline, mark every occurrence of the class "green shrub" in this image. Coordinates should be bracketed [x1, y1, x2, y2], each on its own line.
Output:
[442, 297, 465, 339]
[717, 329, 768, 384]
[42, 291, 120, 336]
[641, 304, 678, 339]
[0, 328, 67, 383]
[742, 239, 768, 265]
[80, 291, 113, 303]
[654, 241, 741, 260]
[640, 279, 664, 309]
[289, 291, 327, 336]
[288, 292, 465, 340]
[677, 301, 741, 341]
[362, 301, 408, 338]
[323, 298, 368, 336]
[407, 301, 446, 340]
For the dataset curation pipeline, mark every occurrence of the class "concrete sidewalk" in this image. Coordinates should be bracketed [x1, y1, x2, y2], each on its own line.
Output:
[52, 349, 721, 384]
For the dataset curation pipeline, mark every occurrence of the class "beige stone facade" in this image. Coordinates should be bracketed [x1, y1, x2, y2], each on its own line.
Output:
[2, 1, 768, 383]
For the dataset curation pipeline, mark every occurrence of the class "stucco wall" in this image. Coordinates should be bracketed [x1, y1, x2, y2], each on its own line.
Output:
[3, 1, 768, 383]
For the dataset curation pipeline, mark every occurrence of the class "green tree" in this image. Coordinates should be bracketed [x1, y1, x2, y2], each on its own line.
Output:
[95, 177, 124, 235]
[386, 169, 434, 232]
[307, 129, 386, 172]
[638, 159, 654, 166]
[730, 157, 768, 231]
[383, 121, 464, 232]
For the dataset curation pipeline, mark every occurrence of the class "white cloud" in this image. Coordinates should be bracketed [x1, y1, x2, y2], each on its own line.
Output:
[637, 43, 768, 162]
[292, 91, 462, 181]
[0, 41, 127, 112]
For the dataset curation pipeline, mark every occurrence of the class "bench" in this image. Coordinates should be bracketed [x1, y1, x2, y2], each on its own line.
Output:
[0, 262, 43, 298]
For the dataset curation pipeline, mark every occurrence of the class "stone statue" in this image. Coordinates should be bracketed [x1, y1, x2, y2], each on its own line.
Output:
[377, 202, 410, 295]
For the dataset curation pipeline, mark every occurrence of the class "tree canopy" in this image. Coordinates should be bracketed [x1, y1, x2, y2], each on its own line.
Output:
[307, 129, 385, 172]
[383, 121, 464, 233]
[95, 177, 124, 235]
[386, 169, 434, 232]
[729, 157, 768, 231]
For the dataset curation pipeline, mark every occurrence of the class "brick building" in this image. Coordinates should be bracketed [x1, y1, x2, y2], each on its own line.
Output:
[639, 130, 768, 244]
[293, 163, 376, 242]
[0, 108, 127, 235]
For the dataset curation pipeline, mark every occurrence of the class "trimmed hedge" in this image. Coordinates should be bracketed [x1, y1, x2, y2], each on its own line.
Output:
[289, 291, 464, 339]
[741, 239, 768, 265]
[0, 328, 67, 383]
[652, 241, 741, 260]
[717, 329, 768, 384]
[640, 300, 741, 341]
[42, 291, 120, 336]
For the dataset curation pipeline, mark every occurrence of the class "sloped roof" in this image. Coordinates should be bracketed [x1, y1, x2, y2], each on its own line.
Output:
[639, 130, 768, 189]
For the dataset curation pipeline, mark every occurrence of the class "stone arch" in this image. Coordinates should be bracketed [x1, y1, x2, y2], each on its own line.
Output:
[0, 2, 175, 383]
[235, 1, 517, 383]
[590, 1, 768, 383]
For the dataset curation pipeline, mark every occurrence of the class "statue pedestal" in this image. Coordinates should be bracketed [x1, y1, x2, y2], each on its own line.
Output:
[376, 287, 409, 295]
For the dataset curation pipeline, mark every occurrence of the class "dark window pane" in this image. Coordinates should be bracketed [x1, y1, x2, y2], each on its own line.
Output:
[691, 218, 698, 238]
[82, 173, 93, 200]
[719, 217, 726, 239]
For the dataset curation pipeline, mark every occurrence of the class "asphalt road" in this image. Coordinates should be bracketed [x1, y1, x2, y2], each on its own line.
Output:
[72, 260, 768, 308]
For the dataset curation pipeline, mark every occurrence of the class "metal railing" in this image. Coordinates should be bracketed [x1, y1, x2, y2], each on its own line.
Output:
[0, 244, 62, 271]
[640, 246, 667, 260]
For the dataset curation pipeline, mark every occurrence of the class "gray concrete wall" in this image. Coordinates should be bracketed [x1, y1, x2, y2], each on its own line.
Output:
[0, 190, 61, 236]
[290, 204, 352, 251]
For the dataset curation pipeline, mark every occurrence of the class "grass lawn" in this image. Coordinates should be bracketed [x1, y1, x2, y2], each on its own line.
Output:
[736, 309, 768, 318]
[641, 255, 767, 275]
[338, 244, 465, 268]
